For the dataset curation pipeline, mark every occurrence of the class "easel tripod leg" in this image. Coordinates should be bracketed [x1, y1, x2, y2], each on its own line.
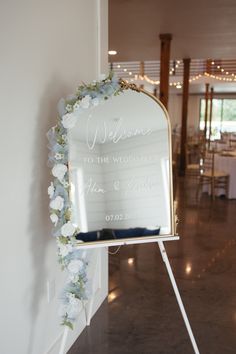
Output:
[157, 241, 200, 354]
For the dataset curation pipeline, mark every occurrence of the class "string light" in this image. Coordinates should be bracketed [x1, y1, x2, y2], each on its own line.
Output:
[114, 60, 236, 88]
[185, 263, 192, 274]
[204, 72, 235, 81]
[211, 60, 236, 77]
[189, 74, 202, 83]
[143, 75, 160, 85]
[108, 50, 117, 55]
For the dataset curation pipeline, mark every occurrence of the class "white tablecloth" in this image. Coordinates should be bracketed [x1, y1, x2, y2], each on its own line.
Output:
[215, 154, 236, 199]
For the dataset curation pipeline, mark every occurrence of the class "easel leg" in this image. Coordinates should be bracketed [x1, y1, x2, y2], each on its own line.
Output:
[158, 241, 200, 354]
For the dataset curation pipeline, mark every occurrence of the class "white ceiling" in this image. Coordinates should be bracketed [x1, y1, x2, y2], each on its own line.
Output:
[109, 0, 236, 61]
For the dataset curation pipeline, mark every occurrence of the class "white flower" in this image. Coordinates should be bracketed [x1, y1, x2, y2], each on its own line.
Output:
[62, 113, 77, 129]
[80, 95, 91, 109]
[48, 182, 54, 199]
[50, 213, 58, 226]
[92, 97, 99, 106]
[68, 273, 80, 283]
[55, 153, 63, 160]
[52, 163, 67, 182]
[67, 259, 84, 274]
[58, 243, 73, 257]
[61, 221, 76, 237]
[67, 293, 80, 306]
[59, 296, 82, 319]
[66, 104, 73, 112]
[50, 196, 64, 211]
[61, 134, 67, 142]
[62, 180, 69, 188]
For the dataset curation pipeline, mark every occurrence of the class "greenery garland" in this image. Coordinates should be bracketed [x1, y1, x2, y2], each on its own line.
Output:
[47, 73, 124, 329]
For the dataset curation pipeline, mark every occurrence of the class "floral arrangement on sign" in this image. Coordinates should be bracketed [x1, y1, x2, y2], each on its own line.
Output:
[47, 73, 124, 329]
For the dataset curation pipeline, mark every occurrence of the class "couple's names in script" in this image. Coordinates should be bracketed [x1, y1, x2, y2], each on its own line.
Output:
[79, 177, 156, 196]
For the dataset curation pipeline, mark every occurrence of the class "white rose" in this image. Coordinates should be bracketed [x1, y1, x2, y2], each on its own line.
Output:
[67, 294, 82, 318]
[48, 182, 54, 199]
[68, 273, 79, 283]
[50, 213, 58, 226]
[58, 243, 73, 257]
[52, 164, 67, 182]
[67, 259, 84, 274]
[59, 298, 82, 319]
[92, 97, 99, 106]
[62, 113, 77, 129]
[68, 293, 81, 306]
[80, 95, 91, 109]
[50, 196, 64, 211]
[61, 221, 76, 237]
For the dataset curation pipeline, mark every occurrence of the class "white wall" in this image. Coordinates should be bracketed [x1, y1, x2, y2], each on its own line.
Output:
[169, 94, 201, 133]
[0, 1, 108, 353]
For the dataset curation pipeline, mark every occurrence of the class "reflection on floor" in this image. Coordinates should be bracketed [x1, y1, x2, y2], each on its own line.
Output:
[68, 177, 236, 354]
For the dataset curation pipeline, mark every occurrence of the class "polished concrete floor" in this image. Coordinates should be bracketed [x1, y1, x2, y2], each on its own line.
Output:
[69, 177, 236, 354]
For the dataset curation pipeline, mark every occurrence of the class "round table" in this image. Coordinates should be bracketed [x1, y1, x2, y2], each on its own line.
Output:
[215, 153, 236, 199]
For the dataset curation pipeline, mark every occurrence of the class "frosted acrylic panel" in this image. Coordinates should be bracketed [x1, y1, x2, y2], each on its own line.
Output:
[68, 89, 172, 243]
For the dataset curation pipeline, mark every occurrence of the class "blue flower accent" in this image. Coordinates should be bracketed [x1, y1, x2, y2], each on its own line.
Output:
[47, 72, 124, 329]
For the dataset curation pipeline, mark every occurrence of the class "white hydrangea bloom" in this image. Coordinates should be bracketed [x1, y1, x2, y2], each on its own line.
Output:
[67, 259, 84, 274]
[61, 221, 76, 237]
[68, 273, 80, 283]
[58, 243, 73, 257]
[52, 163, 67, 182]
[50, 196, 64, 211]
[62, 112, 77, 129]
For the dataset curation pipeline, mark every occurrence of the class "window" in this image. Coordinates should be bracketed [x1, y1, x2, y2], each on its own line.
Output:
[200, 98, 236, 139]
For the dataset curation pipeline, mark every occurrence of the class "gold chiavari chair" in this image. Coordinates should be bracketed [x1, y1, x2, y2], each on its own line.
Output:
[186, 139, 205, 178]
[196, 150, 229, 200]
